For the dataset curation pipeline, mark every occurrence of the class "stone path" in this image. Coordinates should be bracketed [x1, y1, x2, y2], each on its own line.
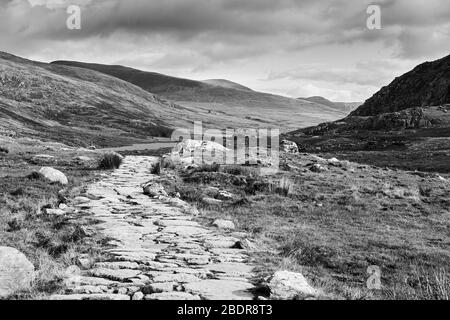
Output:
[51, 156, 257, 300]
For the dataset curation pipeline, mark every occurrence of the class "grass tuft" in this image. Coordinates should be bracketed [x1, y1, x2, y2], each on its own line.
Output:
[98, 152, 123, 170]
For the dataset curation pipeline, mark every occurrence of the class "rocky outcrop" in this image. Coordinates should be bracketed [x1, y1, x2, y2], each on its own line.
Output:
[0, 247, 35, 298]
[351, 53, 450, 116]
[281, 140, 299, 154]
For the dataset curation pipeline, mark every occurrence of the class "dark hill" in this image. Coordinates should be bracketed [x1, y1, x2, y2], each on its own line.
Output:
[351, 54, 450, 116]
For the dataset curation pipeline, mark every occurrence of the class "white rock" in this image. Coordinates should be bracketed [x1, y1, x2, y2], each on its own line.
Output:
[212, 219, 235, 230]
[39, 167, 68, 185]
[269, 270, 317, 300]
[0, 247, 35, 298]
[132, 291, 144, 300]
[202, 197, 223, 205]
[45, 208, 66, 216]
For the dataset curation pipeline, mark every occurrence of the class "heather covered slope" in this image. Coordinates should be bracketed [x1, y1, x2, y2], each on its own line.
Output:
[52, 60, 347, 131]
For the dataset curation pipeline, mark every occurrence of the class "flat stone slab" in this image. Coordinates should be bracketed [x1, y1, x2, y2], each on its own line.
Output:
[154, 220, 200, 227]
[203, 263, 254, 277]
[162, 226, 211, 236]
[185, 280, 255, 300]
[144, 292, 200, 300]
[89, 268, 142, 282]
[151, 273, 201, 283]
[93, 262, 141, 270]
[50, 294, 130, 300]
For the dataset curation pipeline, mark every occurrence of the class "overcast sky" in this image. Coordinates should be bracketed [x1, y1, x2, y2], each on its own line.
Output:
[1, 0, 449, 101]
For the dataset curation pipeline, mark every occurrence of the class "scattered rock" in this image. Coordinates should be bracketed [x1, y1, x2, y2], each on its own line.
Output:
[76, 156, 94, 166]
[269, 270, 317, 300]
[89, 268, 142, 282]
[236, 238, 258, 251]
[50, 294, 129, 300]
[217, 190, 234, 200]
[204, 237, 240, 249]
[0, 247, 35, 298]
[142, 182, 168, 198]
[44, 208, 65, 216]
[309, 163, 327, 173]
[76, 257, 92, 270]
[144, 292, 200, 300]
[39, 167, 68, 185]
[151, 273, 201, 283]
[212, 219, 235, 230]
[327, 157, 341, 166]
[281, 140, 299, 154]
[73, 196, 91, 204]
[202, 197, 223, 205]
[142, 282, 177, 294]
[132, 291, 144, 300]
[31, 154, 55, 164]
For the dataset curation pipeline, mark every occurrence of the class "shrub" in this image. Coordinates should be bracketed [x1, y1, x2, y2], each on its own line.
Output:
[194, 163, 221, 173]
[269, 177, 294, 197]
[98, 152, 123, 170]
[0, 146, 9, 154]
[161, 157, 176, 170]
[150, 161, 161, 175]
[222, 165, 257, 176]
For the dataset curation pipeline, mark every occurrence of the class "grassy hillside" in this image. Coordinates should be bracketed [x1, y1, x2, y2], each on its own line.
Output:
[0, 52, 183, 147]
[202, 79, 254, 91]
[299, 96, 361, 114]
[52, 60, 347, 131]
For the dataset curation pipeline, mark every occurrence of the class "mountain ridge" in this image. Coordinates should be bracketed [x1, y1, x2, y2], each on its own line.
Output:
[51, 60, 347, 131]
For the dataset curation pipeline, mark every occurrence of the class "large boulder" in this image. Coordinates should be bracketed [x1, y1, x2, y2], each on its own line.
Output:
[281, 140, 299, 154]
[269, 270, 317, 300]
[39, 167, 68, 185]
[0, 247, 35, 298]
[171, 139, 230, 166]
[212, 219, 235, 230]
[142, 182, 168, 198]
